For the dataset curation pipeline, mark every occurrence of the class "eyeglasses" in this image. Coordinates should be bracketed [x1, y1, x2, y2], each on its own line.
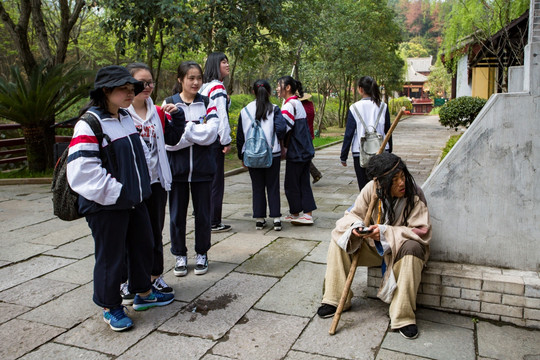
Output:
[143, 81, 155, 88]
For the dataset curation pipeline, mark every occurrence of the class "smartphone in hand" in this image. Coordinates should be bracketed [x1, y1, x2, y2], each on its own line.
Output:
[355, 227, 373, 235]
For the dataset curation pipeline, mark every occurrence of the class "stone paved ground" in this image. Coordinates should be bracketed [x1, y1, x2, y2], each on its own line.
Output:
[1, 115, 539, 359]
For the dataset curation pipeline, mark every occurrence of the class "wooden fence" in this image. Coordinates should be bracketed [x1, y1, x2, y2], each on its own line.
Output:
[0, 123, 72, 166]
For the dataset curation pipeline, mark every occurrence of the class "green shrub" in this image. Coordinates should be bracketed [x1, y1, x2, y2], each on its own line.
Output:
[439, 96, 487, 130]
[389, 96, 412, 115]
[429, 106, 441, 115]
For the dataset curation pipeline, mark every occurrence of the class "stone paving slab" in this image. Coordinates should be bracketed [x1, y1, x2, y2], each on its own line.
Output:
[211, 309, 309, 359]
[43, 255, 94, 285]
[18, 283, 95, 329]
[0, 255, 76, 292]
[57, 301, 185, 356]
[0, 301, 29, 324]
[376, 349, 432, 360]
[305, 241, 330, 264]
[44, 235, 94, 259]
[0, 318, 64, 360]
[208, 232, 277, 265]
[0, 241, 55, 263]
[19, 342, 111, 360]
[255, 260, 326, 317]
[284, 350, 340, 360]
[293, 297, 389, 360]
[381, 319, 475, 360]
[27, 220, 91, 247]
[0, 277, 78, 308]
[117, 331, 215, 360]
[163, 261, 237, 303]
[477, 321, 540, 359]
[159, 272, 277, 340]
[236, 237, 318, 277]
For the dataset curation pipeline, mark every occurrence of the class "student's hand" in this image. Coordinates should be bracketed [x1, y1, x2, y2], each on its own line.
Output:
[341, 161, 347, 167]
[223, 145, 231, 154]
[242, 161, 247, 169]
[162, 103, 179, 114]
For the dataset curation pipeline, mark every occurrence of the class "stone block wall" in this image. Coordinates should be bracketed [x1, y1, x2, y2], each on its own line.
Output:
[367, 262, 540, 329]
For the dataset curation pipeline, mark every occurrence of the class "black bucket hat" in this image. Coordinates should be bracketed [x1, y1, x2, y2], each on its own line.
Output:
[89, 65, 144, 99]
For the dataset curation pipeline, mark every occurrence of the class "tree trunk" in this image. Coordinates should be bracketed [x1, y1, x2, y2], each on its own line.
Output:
[22, 120, 55, 172]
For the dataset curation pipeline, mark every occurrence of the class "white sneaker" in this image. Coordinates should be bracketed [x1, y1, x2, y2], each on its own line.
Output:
[291, 215, 314, 225]
[194, 254, 208, 275]
[283, 214, 299, 222]
[174, 256, 188, 277]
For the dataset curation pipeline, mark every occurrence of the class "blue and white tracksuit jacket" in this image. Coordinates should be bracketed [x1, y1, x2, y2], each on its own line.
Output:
[236, 101, 287, 160]
[164, 93, 219, 182]
[340, 98, 392, 162]
[66, 107, 151, 215]
[281, 96, 315, 162]
[199, 80, 232, 146]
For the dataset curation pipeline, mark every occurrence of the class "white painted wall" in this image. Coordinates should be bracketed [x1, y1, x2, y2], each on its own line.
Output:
[456, 55, 472, 97]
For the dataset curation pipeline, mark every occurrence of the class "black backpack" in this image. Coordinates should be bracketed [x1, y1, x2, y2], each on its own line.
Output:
[51, 113, 110, 221]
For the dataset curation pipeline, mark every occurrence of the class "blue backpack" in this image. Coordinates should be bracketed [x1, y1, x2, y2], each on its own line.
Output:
[243, 108, 275, 168]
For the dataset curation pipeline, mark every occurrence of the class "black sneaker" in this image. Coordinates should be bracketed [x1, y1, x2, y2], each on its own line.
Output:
[120, 282, 134, 305]
[194, 253, 208, 275]
[152, 275, 174, 294]
[398, 324, 419, 339]
[211, 223, 231, 232]
[317, 304, 337, 318]
[273, 220, 282, 231]
[256, 220, 266, 230]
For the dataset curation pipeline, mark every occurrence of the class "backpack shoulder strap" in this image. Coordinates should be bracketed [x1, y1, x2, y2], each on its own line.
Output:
[244, 108, 256, 127]
[79, 112, 108, 147]
[374, 103, 386, 128]
[351, 103, 369, 131]
[166, 93, 182, 105]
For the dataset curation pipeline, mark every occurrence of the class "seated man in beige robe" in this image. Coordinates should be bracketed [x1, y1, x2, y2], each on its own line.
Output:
[317, 153, 431, 339]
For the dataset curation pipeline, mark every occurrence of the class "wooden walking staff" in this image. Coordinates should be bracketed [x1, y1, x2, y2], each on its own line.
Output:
[329, 106, 406, 335]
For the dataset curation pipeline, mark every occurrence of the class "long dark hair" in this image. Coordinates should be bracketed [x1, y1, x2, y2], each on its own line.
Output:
[203, 52, 228, 83]
[358, 76, 382, 107]
[366, 153, 417, 225]
[172, 61, 203, 95]
[253, 79, 273, 120]
[277, 75, 304, 98]
[78, 90, 109, 117]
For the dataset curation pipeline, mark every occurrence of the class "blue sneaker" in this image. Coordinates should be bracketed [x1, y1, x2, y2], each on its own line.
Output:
[103, 306, 133, 331]
[133, 290, 175, 311]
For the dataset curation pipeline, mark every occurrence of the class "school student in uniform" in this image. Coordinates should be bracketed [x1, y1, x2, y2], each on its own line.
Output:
[276, 75, 317, 225]
[118, 62, 185, 304]
[340, 76, 392, 191]
[67, 65, 174, 332]
[200, 52, 232, 233]
[164, 61, 219, 277]
[236, 79, 287, 231]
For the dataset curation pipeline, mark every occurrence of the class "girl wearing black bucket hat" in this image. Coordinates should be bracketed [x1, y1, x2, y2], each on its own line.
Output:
[67, 65, 175, 332]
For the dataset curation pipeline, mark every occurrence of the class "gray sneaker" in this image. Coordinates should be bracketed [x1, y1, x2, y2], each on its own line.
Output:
[174, 256, 188, 277]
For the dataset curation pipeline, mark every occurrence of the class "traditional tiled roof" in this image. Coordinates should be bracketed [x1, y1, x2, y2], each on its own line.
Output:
[405, 56, 433, 82]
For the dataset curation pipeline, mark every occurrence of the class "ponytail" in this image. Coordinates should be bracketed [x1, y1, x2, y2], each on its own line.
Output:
[358, 76, 381, 107]
[253, 79, 273, 120]
[277, 75, 303, 98]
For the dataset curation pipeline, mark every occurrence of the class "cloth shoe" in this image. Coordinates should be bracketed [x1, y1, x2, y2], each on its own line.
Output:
[194, 253, 208, 275]
[398, 324, 418, 339]
[273, 219, 282, 231]
[174, 256, 188, 277]
[256, 219, 267, 230]
[103, 306, 133, 331]
[152, 275, 174, 294]
[133, 290, 175, 311]
[120, 282, 134, 305]
[317, 304, 337, 318]
[283, 214, 299, 222]
[291, 214, 314, 225]
[211, 223, 231, 232]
